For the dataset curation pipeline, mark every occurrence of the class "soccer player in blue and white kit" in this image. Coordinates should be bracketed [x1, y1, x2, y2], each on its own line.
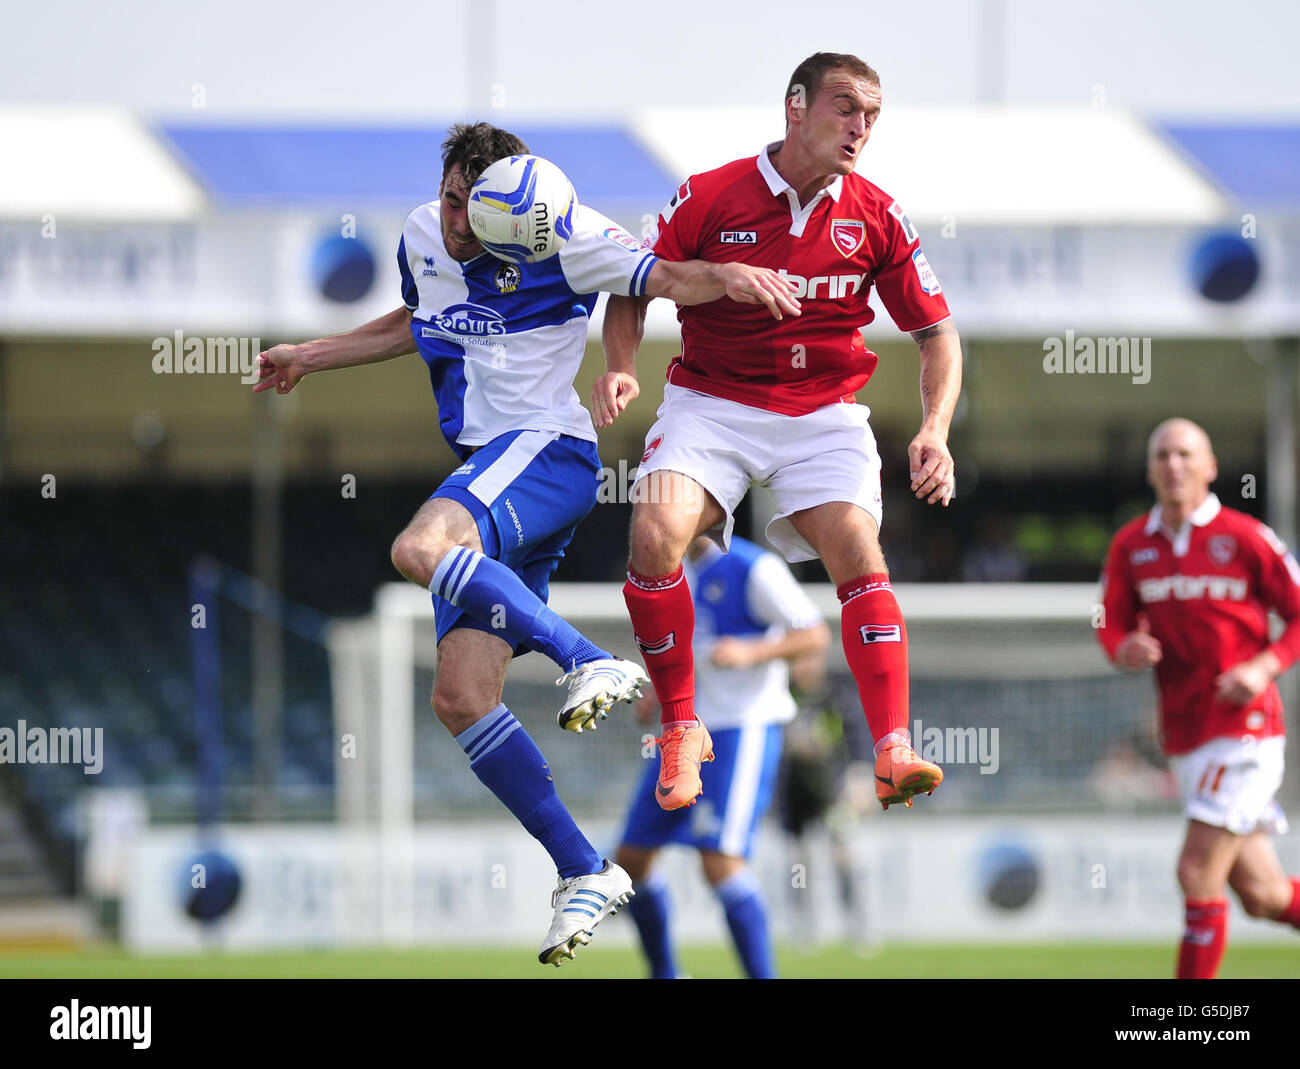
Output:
[255, 123, 800, 966]
[616, 535, 830, 978]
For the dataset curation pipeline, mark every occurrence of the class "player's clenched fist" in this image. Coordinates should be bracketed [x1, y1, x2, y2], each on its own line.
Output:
[591, 371, 639, 429]
[1115, 618, 1162, 669]
[253, 344, 307, 394]
[716, 263, 801, 321]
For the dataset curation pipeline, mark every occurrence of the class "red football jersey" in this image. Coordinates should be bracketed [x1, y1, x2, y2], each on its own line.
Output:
[646, 143, 951, 416]
[1098, 494, 1300, 755]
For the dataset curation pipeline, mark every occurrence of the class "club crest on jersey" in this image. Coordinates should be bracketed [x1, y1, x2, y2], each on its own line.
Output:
[636, 632, 677, 656]
[830, 219, 865, 258]
[641, 434, 664, 464]
[859, 624, 902, 644]
[1208, 535, 1237, 565]
[493, 262, 521, 294]
[720, 230, 757, 245]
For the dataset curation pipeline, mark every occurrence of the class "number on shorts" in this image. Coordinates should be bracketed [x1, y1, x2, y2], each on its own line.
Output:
[1197, 764, 1228, 796]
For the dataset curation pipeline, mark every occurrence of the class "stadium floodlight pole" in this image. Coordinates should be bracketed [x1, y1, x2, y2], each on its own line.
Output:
[250, 393, 285, 822]
[1265, 336, 1298, 550]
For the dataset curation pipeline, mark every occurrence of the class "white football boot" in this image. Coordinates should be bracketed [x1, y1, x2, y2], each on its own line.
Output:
[555, 658, 649, 733]
[538, 860, 635, 967]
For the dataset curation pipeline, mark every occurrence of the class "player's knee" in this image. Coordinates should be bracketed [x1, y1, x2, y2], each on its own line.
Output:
[431, 682, 488, 734]
[391, 528, 447, 587]
[1176, 854, 1211, 895]
[628, 511, 691, 575]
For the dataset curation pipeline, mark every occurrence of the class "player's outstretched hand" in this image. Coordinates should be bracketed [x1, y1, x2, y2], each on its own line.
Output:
[1215, 651, 1280, 705]
[1116, 618, 1163, 670]
[253, 344, 307, 394]
[591, 372, 639, 429]
[908, 429, 956, 505]
[719, 264, 801, 320]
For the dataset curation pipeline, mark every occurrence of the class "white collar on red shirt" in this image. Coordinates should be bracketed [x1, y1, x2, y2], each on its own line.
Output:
[757, 141, 843, 237]
[1144, 492, 1221, 558]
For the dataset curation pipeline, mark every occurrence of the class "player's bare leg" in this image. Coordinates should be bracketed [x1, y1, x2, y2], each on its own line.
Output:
[434, 628, 632, 966]
[789, 501, 942, 809]
[1228, 832, 1300, 925]
[396, 496, 646, 732]
[1174, 819, 1244, 978]
[392, 496, 484, 588]
[624, 471, 725, 809]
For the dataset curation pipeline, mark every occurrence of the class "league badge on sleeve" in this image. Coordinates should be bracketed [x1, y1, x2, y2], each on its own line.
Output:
[911, 248, 942, 295]
[830, 219, 865, 258]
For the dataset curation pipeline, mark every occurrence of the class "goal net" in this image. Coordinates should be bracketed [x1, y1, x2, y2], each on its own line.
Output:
[326, 581, 1244, 831]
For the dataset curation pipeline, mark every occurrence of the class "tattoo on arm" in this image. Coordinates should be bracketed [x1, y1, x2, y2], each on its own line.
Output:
[910, 319, 957, 344]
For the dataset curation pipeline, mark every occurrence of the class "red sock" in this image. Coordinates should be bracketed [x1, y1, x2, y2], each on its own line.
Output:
[1177, 898, 1228, 979]
[838, 574, 909, 746]
[624, 567, 695, 726]
[1278, 878, 1300, 929]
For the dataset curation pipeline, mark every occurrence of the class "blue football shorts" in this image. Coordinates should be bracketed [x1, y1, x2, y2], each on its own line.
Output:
[429, 428, 601, 652]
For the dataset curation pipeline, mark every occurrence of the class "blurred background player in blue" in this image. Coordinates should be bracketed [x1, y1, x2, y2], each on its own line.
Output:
[615, 535, 829, 978]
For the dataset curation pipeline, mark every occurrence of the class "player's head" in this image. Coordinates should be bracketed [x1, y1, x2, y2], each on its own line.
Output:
[1146, 418, 1217, 510]
[438, 122, 530, 261]
[783, 52, 881, 178]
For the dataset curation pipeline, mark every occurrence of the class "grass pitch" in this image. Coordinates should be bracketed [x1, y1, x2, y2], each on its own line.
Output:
[1, 942, 1295, 979]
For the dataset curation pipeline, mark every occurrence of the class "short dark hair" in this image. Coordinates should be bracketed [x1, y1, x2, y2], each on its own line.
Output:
[440, 122, 529, 186]
[785, 52, 880, 110]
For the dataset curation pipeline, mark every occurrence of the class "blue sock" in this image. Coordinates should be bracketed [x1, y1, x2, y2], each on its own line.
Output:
[430, 547, 610, 669]
[627, 871, 678, 979]
[457, 705, 602, 879]
[715, 869, 777, 979]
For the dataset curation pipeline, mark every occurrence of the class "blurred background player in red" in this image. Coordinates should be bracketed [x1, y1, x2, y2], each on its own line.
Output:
[615, 535, 829, 978]
[595, 52, 962, 814]
[1098, 417, 1300, 978]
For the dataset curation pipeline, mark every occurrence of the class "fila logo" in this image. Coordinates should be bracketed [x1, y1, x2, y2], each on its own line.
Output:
[777, 269, 868, 300]
[720, 230, 757, 244]
[859, 625, 902, 644]
[1129, 547, 1159, 565]
[636, 632, 677, 656]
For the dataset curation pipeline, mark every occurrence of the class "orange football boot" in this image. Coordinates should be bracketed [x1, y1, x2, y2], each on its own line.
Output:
[654, 721, 714, 811]
[875, 743, 943, 810]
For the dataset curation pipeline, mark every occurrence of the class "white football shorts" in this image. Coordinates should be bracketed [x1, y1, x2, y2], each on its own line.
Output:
[635, 383, 883, 563]
[1168, 734, 1288, 836]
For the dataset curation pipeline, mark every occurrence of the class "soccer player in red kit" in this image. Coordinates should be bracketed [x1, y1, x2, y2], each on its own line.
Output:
[1098, 418, 1300, 978]
[594, 52, 962, 812]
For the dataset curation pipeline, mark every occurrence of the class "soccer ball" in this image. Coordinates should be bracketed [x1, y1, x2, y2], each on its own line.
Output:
[468, 154, 577, 264]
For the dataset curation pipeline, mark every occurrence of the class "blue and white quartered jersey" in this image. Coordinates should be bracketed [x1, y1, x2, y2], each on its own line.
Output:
[397, 203, 658, 460]
[687, 537, 824, 730]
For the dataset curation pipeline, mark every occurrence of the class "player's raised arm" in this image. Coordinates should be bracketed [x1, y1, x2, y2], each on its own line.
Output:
[253, 305, 415, 394]
[645, 259, 800, 320]
[906, 319, 962, 506]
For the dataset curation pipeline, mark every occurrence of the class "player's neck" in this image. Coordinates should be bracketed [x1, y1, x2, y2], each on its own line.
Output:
[769, 140, 837, 208]
[1157, 492, 1210, 530]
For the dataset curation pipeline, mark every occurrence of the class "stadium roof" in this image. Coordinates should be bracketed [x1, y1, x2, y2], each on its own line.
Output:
[1, 108, 1296, 223]
[156, 123, 676, 216]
